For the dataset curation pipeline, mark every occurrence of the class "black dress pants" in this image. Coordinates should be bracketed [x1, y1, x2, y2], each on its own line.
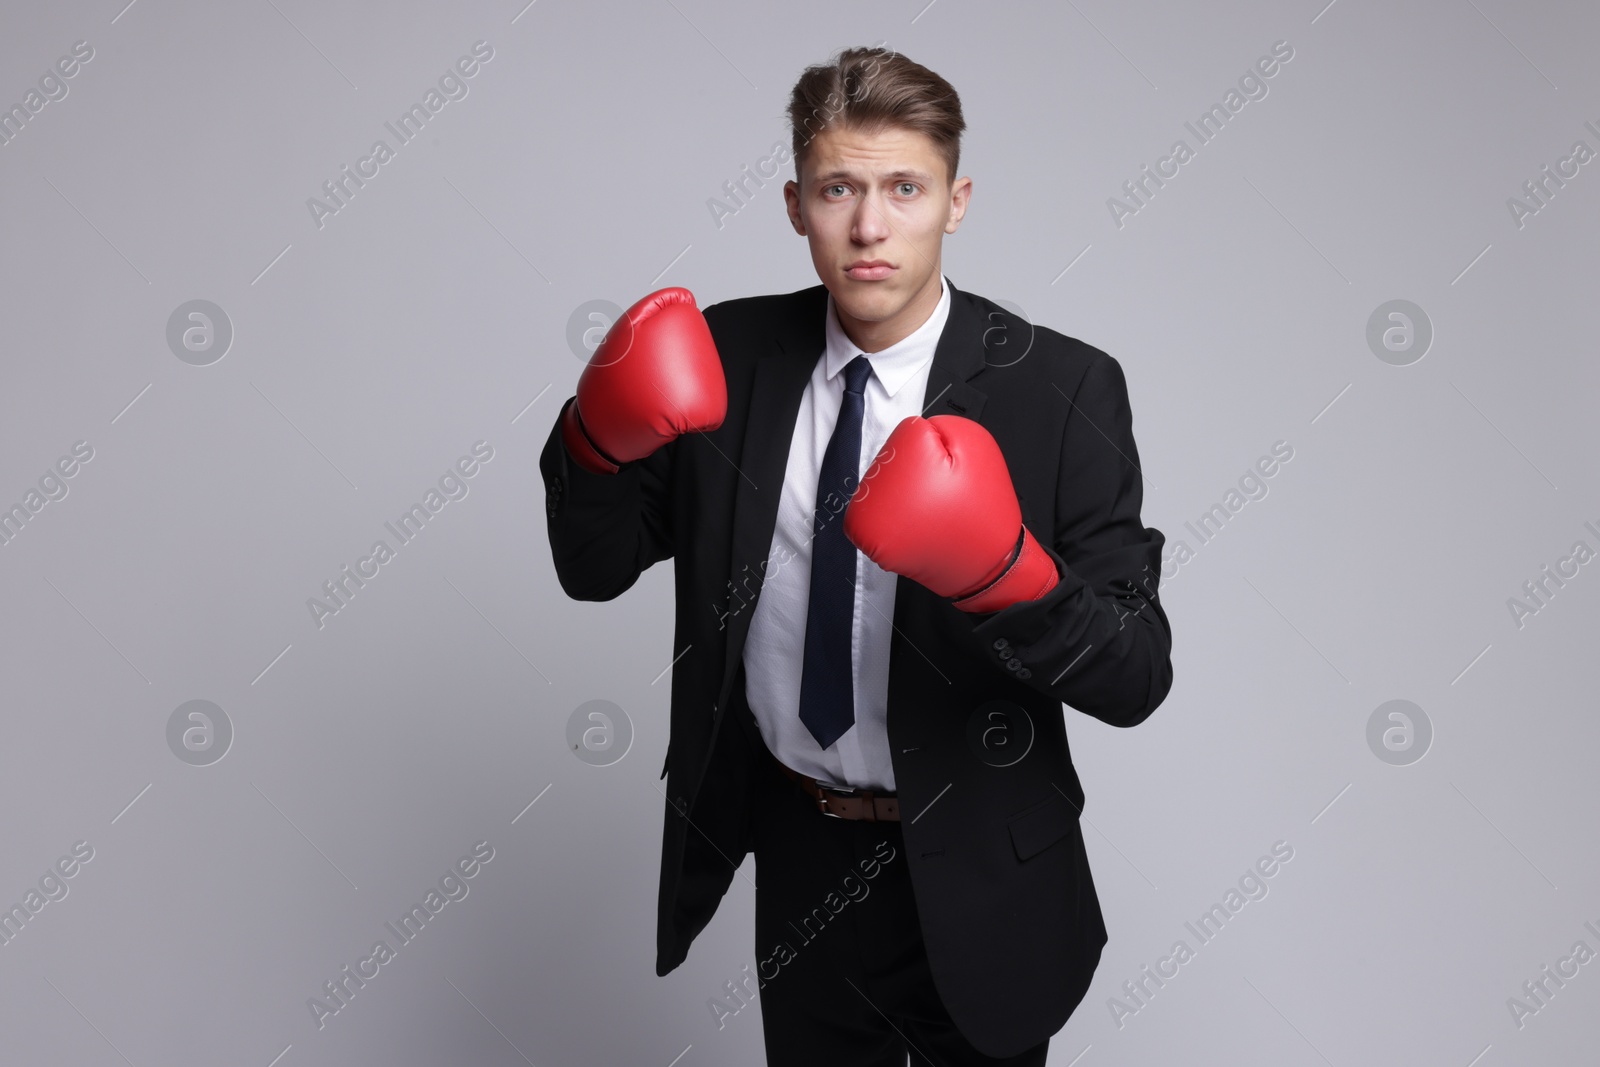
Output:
[747, 741, 1050, 1067]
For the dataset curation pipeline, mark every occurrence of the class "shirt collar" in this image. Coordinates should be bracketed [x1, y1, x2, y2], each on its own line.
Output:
[823, 273, 950, 399]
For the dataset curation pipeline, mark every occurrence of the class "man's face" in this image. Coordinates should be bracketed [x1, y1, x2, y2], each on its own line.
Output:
[784, 123, 970, 346]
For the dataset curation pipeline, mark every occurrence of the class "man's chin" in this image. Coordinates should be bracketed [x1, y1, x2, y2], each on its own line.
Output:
[831, 283, 903, 324]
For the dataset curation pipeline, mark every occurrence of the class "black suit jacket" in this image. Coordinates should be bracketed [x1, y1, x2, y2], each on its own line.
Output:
[540, 276, 1173, 1057]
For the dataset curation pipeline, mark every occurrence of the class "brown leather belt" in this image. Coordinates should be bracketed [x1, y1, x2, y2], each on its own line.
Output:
[772, 755, 900, 822]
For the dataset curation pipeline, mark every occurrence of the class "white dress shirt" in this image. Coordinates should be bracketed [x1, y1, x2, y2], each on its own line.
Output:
[742, 274, 951, 792]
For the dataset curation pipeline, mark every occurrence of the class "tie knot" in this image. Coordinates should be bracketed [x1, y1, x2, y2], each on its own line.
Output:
[843, 354, 872, 396]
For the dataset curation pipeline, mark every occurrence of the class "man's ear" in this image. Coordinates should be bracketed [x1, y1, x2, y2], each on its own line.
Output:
[783, 180, 806, 235]
[944, 176, 972, 235]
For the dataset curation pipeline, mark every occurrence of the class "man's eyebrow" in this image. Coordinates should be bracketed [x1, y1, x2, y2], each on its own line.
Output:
[812, 168, 935, 184]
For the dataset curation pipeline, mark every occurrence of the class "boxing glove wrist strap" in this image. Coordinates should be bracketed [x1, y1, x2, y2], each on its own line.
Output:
[951, 526, 1060, 614]
[561, 398, 623, 475]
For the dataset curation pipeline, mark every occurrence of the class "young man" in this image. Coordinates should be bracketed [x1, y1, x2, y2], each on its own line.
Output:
[542, 47, 1172, 1066]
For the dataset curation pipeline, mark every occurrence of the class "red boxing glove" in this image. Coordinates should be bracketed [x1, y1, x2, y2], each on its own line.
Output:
[843, 415, 1059, 614]
[562, 287, 727, 474]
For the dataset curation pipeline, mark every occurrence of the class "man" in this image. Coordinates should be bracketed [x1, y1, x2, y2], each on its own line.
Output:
[541, 46, 1172, 1065]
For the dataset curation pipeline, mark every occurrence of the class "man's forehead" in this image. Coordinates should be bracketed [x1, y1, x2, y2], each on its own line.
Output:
[804, 126, 943, 181]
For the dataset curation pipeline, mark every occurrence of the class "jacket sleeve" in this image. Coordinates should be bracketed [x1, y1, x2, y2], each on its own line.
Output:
[966, 351, 1173, 728]
[539, 393, 677, 602]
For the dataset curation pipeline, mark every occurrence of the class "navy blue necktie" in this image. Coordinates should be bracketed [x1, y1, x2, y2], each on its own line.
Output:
[798, 355, 873, 750]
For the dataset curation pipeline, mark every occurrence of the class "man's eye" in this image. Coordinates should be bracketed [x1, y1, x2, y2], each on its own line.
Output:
[897, 182, 918, 196]
[825, 185, 848, 197]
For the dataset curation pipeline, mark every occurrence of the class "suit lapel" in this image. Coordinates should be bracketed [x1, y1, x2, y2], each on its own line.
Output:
[715, 276, 992, 713]
[716, 290, 826, 711]
[917, 276, 989, 421]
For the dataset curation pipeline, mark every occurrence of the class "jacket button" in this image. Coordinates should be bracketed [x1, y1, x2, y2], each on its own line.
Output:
[1016, 668, 1031, 680]
[992, 638, 1009, 651]
[1007, 657, 1023, 671]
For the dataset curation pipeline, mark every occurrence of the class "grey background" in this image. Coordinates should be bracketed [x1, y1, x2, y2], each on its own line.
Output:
[2, 0, 1596, 1064]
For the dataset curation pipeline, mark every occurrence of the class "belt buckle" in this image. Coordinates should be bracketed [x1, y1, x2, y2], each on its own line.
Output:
[815, 780, 857, 819]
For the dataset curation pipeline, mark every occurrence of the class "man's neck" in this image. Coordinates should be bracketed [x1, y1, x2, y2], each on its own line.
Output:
[835, 269, 944, 354]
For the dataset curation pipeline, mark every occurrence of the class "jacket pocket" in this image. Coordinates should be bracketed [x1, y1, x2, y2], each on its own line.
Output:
[1007, 792, 1078, 862]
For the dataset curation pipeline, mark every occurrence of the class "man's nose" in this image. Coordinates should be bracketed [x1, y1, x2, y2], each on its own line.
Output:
[851, 193, 890, 243]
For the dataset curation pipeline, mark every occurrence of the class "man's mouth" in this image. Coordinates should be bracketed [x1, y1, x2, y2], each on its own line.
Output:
[844, 261, 896, 281]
